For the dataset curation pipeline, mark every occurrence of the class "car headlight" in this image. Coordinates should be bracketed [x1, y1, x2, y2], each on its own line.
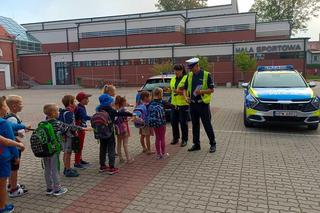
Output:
[246, 93, 259, 108]
[311, 96, 320, 109]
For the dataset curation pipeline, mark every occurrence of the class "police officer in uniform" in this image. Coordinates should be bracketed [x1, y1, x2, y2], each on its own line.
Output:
[170, 64, 189, 147]
[183, 57, 216, 153]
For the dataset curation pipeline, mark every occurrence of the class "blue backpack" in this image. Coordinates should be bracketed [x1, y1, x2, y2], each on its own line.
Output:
[146, 101, 166, 128]
[133, 104, 147, 128]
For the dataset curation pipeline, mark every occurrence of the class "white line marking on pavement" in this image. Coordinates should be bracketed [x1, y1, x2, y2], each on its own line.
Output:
[214, 129, 320, 137]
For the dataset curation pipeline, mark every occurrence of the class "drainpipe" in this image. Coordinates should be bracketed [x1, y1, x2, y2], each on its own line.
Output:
[118, 49, 122, 86]
[11, 38, 17, 87]
[232, 43, 235, 86]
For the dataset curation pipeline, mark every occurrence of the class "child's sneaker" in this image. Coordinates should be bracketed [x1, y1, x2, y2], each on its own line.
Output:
[127, 158, 134, 164]
[74, 163, 86, 169]
[7, 184, 25, 192]
[80, 160, 90, 165]
[46, 189, 53, 195]
[162, 153, 170, 159]
[64, 169, 79, 177]
[0, 204, 14, 213]
[108, 167, 119, 175]
[156, 155, 163, 160]
[99, 165, 109, 173]
[8, 186, 28, 198]
[53, 187, 68, 196]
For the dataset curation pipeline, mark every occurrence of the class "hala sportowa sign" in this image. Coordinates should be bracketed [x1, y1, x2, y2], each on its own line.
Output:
[235, 40, 305, 54]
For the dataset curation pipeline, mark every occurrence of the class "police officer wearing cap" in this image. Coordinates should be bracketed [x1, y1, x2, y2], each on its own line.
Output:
[183, 57, 216, 153]
[170, 64, 189, 147]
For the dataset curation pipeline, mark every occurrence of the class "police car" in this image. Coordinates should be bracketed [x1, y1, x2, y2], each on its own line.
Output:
[242, 65, 320, 130]
[136, 74, 174, 120]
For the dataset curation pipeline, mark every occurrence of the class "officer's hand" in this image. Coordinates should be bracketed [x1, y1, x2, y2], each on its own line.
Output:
[184, 96, 191, 103]
[194, 89, 202, 96]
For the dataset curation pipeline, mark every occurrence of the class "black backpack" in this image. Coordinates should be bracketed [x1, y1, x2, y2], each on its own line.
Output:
[91, 111, 114, 139]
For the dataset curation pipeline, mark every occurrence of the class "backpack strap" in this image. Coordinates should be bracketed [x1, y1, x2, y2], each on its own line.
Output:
[4, 113, 22, 124]
[43, 120, 61, 171]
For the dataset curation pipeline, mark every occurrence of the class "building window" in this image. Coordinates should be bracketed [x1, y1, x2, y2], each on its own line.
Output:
[81, 25, 183, 39]
[187, 24, 252, 35]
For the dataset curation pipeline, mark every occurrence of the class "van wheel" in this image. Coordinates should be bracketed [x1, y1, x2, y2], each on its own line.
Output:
[308, 123, 319, 130]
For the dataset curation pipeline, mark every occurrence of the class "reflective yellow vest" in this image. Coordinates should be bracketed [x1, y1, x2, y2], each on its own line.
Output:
[187, 71, 212, 104]
[170, 75, 188, 106]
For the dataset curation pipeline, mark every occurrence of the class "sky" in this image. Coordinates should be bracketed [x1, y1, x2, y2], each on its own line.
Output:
[0, 0, 319, 41]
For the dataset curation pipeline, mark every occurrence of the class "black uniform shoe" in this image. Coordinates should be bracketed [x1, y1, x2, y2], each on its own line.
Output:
[180, 141, 187, 147]
[171, 139, 179, 145]
[209, 145, 216, 153]
[188, 145, 201, 152]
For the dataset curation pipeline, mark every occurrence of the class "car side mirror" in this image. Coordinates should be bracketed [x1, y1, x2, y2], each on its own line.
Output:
[309, 81, 316, 88]
[241, 83, 249, 88]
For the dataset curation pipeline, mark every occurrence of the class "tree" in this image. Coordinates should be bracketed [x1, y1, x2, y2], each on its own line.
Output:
[196, 55, 213, 72]
[155, 0, 208, 11]
[250, 0, 320, 34]
[234, 51, 257, 81]
[152, 61, 173, 75]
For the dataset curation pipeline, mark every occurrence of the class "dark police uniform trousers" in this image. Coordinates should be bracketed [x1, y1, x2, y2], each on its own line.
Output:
[171, 105, 189, 142]
[190, 101, 216, 147]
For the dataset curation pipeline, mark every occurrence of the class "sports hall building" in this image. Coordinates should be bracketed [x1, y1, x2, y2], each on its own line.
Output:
[1, 0, 310, 88]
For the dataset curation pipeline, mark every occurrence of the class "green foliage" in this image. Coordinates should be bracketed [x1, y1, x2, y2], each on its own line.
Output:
[155, 0, 208, 11]
[306, 75, 320, 81]
[250, 0, 320, 34]
[76, 77, 82, 85]
[235, 51, 257, 80]
[152, 61, 173, 75]
[196, 55, 213, 72]
[307, 64, 320, 69]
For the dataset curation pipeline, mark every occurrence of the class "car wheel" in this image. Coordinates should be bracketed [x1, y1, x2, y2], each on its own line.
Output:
[244, 108, 253, 128]
[308, 123, 319, 130]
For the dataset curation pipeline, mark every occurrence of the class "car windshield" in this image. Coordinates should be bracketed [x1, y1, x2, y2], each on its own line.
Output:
[252, 72, 307, 88]
[142, 78, 171, 91]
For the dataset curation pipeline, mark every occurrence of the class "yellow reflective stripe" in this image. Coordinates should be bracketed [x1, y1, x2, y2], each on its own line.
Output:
[170, 78, 176, 105]
[249, 87, 258, 98]
[171, 76, 188, 106]
[312, 110, 320, 117]
[246, 108, 258, 116]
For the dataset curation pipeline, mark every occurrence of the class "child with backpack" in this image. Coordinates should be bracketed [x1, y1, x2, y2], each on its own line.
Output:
[5, 95, 29, 198]
[0, 96, 28, 213]
[134, 91, 154, 155]
[59, 95, 80, 177]
[94, 94, 133, 174]
[40, 103, 91, 196]
[0, 136, 25, 213]
[114, 96, 134, 164]
[147, 88, 171, 160]
[74, 92, 92, 169]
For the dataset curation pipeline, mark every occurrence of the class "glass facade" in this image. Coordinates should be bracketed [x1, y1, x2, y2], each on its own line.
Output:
[0, 16, 41, 54]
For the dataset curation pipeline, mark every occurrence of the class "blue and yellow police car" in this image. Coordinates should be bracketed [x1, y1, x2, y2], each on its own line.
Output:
[242, 65, 320, 130]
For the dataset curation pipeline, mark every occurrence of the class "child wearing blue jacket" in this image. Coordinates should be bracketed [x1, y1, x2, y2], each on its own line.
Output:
[0, 96, 27, 213]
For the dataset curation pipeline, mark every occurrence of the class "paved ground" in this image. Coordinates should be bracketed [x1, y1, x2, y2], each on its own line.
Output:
[2, 86, 320, 213]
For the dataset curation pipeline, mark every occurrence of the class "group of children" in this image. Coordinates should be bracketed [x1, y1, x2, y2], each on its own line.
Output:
[0, 84, 170, 213]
